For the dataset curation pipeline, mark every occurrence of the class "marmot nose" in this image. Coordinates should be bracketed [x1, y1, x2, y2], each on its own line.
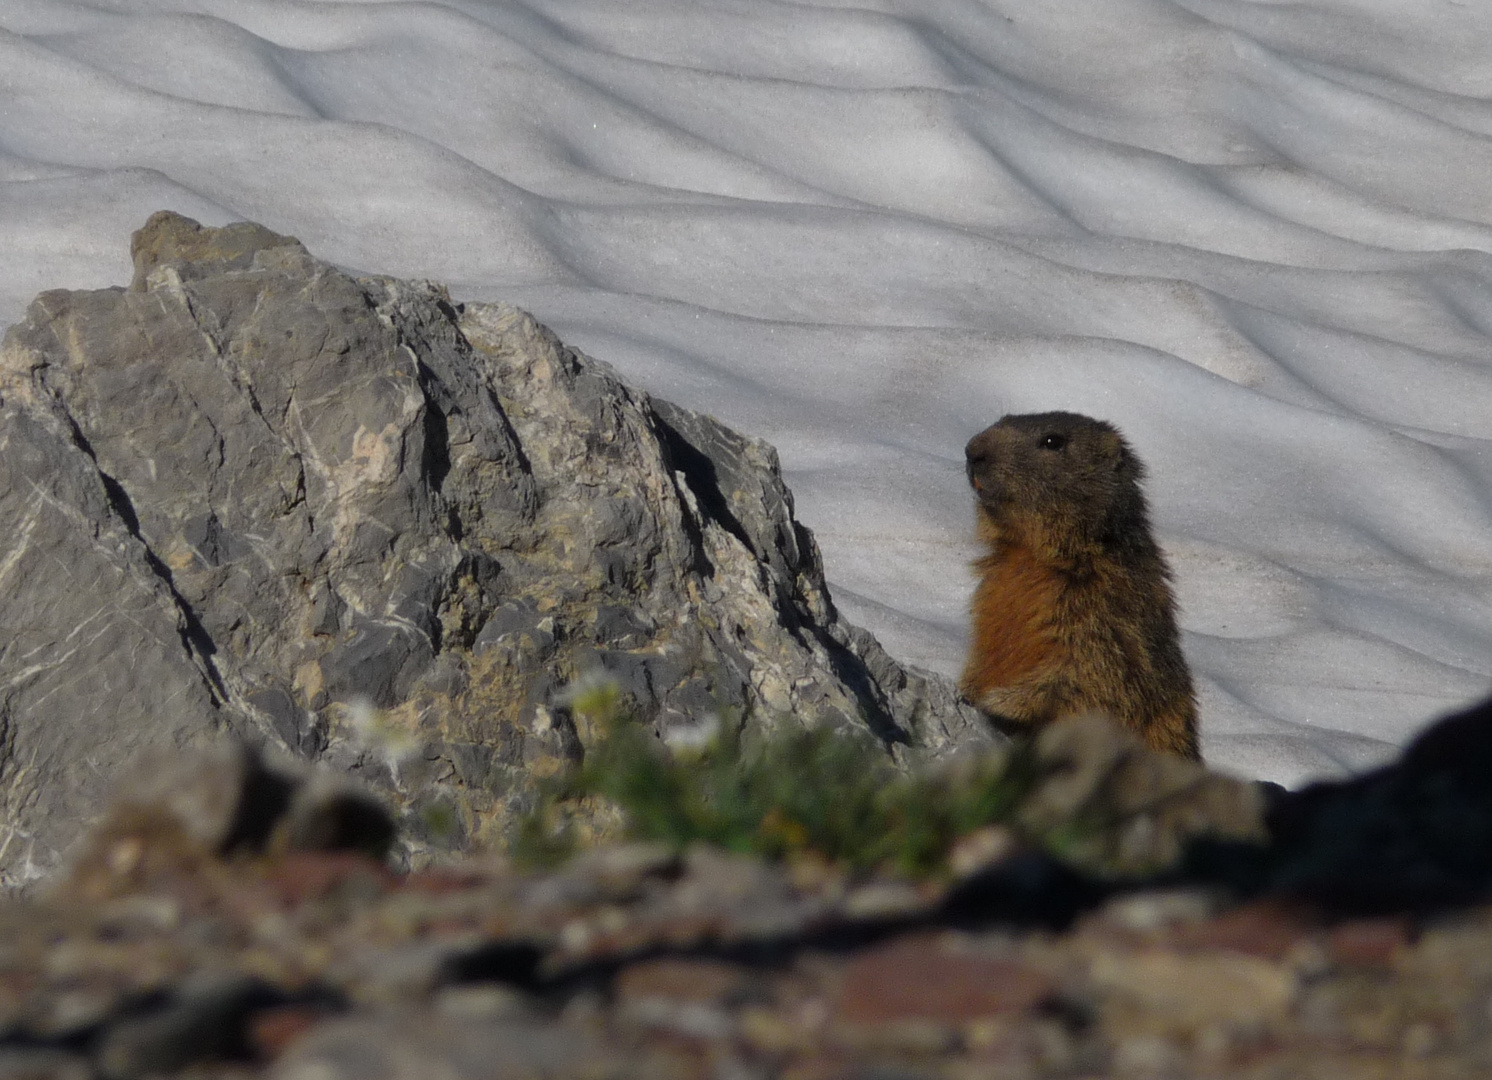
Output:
[966, 456, 989, 493]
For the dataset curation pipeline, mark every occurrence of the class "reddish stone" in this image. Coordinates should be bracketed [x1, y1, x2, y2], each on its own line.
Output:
[247, 1004, 327, 1057]
[422, 916, 481, 938]
[1326, 917, 1411, 968]
[400, 867, 490, 896]
[582, 914, 726, 961]
[1168, 898, 1316, 960]
[615, 958, 748, 1004]
[264, 851, 395, 906]
[833, 936, 1055, 1025]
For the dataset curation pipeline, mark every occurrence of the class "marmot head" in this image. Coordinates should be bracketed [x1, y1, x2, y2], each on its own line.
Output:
[965, 412, 1150, 550]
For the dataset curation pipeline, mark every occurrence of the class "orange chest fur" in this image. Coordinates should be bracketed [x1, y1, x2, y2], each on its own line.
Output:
[965, 545, 1066, 692]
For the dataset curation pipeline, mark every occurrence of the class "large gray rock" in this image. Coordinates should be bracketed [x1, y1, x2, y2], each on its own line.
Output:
[0, 212, 994, 881]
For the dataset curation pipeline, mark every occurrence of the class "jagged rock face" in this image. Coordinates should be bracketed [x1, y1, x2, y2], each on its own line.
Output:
[0, 212, 993, 881]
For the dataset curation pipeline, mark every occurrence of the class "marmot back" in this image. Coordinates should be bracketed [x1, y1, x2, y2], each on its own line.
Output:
[959, 412, 1199, 760]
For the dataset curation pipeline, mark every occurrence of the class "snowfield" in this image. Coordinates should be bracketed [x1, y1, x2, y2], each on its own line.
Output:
[4, 0, 1491, 784]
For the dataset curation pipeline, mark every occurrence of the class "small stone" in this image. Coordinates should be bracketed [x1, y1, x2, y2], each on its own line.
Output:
[248, 1005, 329, 1059]
[739, 1007, 815, 1054]
[615, 958, 747, 1005]
[1089, 949, 1295, 1031]
[838, 1017, 959, 1055]
[615, 958, 744, 1039]
[271, 777, 396, 861]
[834, 936, 1055, 1031]
[776, 1054, 857, 1080]
[962, 1014, 1015, 1052]
[269, 1014, 605, 1080]
[35, 989, 119, 1039]
[1167, 898, 1315, 960]
[840, 881, 930, 920]
[1113, 1033, 1187, 1077]
[1403, 1022, 1439, 1058]
[97, 895, 182, 934]
[433, 985, 534, 1022]
[0, 1049, 93, 1080]
[264, 851, 395, 907]
[622, 996, 735, 1041]
[326, 941, 463, 1005]
[1327, 916, 1411, 969]
[95, 973, 276, 1080]
[947, 826, 1018, 878]
[1101, 888, 1220, 933]
[1192, 1022, 1234, 1063]
[566, 842, 679, 896]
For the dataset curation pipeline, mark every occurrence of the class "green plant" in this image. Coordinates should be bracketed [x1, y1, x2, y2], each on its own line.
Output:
[512, 678, 1037, 878]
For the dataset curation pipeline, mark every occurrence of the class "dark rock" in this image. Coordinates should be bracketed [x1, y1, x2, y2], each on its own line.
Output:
[274, 777, 396, 861]
[940, 850, 1111, 931]
[0, 1049, 93, 1080]
[1254, 694, 1492, 912]
[0, 211, 996, 880]
[109, 742, 282, 855]
[59, 741, 394, 904]
[93, 973, 280, 1080]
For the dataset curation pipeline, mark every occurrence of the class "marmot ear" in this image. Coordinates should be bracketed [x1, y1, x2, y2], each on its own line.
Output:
[1113, 444, 1128, 472]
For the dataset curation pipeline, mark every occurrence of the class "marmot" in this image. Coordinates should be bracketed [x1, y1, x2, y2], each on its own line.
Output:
[959, 412, 1199, 760]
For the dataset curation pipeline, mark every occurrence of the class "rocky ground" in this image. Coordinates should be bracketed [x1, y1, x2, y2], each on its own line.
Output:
[18, 843, 1492, 1080]
[4, 710, 1492, 1080]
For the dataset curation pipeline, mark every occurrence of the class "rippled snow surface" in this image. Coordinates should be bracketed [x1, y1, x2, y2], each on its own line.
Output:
[5, 0, 1492, 784]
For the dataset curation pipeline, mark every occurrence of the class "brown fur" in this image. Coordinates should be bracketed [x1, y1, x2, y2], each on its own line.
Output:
[959, 412, 1199, 760]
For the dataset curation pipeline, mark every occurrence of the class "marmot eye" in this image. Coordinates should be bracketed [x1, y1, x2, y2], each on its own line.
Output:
[1039, 433, 1067, 451]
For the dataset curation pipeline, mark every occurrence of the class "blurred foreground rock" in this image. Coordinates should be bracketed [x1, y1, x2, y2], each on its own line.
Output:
[7, 716, 1492, 1079]
[0, 211, 992, 883]
[1205, 694, 1492, 915]
[1014, 712, 1267, 878]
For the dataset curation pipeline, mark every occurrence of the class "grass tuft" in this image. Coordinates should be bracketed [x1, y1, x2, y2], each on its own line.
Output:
[513, 678, 1037, 878]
